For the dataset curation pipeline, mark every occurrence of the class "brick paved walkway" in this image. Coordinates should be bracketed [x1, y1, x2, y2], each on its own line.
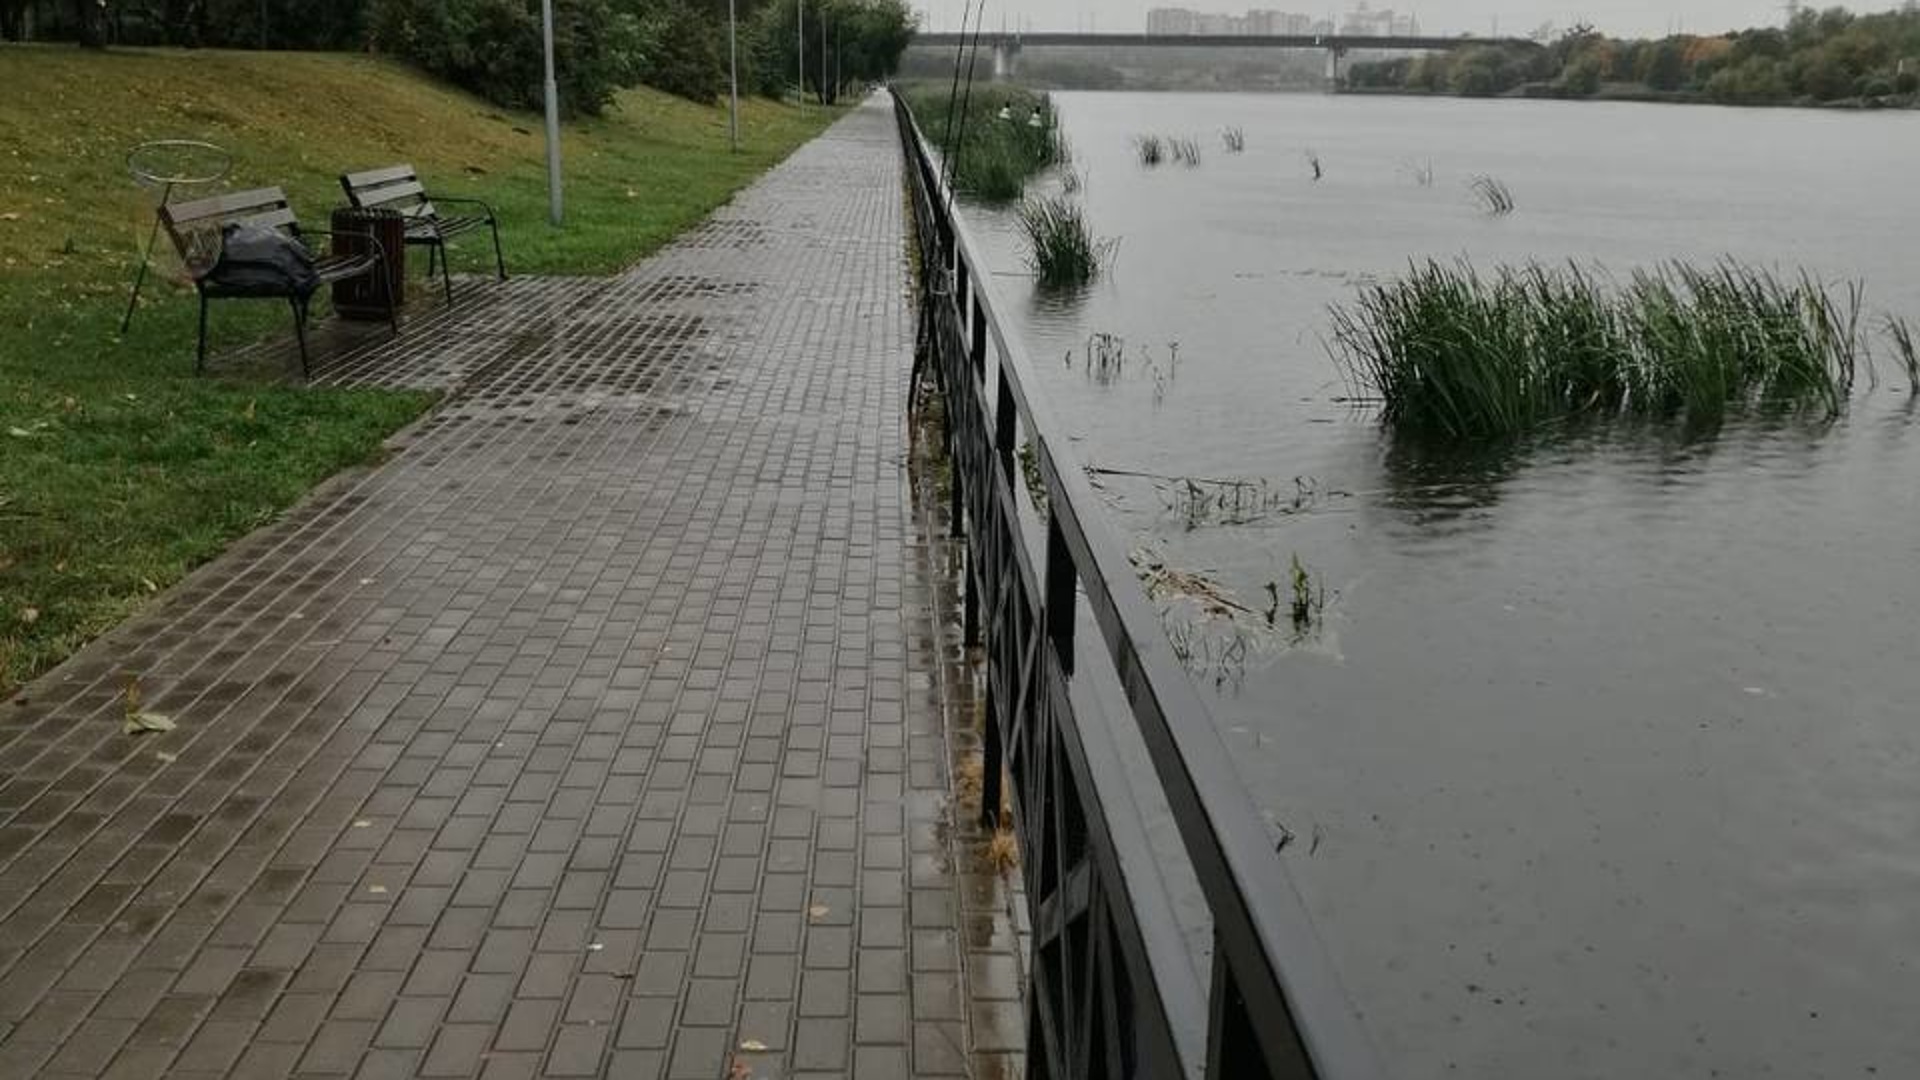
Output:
[0, 98, 1024, 1080]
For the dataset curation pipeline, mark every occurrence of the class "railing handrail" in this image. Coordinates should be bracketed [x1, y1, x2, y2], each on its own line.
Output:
[891, 87, 1387, 1079]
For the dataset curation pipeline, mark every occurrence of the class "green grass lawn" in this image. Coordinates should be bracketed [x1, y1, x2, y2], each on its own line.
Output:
[0, 45, 839, 694]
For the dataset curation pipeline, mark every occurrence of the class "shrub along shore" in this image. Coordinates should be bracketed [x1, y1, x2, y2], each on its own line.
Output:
[899, 83, 1065, 202]
[1346, 5, 1920, 108]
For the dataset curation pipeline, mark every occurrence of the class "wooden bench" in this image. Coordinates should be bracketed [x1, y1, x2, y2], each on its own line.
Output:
[340, 165, 506, 305]
[161, 187, 397, 376]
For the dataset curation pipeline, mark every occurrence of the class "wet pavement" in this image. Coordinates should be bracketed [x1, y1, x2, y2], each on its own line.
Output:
[0, 97, 1025, 1079]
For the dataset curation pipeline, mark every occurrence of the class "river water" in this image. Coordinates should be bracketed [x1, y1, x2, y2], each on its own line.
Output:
[954, 92, 1920, 1079]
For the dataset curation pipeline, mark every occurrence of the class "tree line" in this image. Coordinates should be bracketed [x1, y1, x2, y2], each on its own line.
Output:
[0, 0, 915, 115]
[1347, 5, 1920, 105]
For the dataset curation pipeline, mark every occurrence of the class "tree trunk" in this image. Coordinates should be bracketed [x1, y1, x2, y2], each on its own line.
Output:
[72, 0, 103, 46]
[160, 0, 187, 45]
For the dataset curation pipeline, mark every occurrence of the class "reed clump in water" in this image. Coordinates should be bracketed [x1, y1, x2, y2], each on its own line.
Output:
[901, 84, 1063, 202]
[1469, 174, 1515, 214]
[1169, 136, 1202, 166]
[1135, 134, 1166, 166]
[1330, 259, 1868, 438]
[1222, 126, 1246, 152]
[1019, 195, 1113, 288]
[1885, 315, 1919, 394]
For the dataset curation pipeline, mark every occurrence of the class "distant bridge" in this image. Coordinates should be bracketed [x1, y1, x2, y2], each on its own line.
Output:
[910, 30, 1540, 84]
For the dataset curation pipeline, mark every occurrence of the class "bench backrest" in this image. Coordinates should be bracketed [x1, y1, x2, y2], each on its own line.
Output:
[341, 164, 438, 223]
[159, 186, 300, 269]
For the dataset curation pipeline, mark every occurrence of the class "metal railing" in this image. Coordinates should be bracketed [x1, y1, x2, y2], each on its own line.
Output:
[892, 89, 1386, 1080]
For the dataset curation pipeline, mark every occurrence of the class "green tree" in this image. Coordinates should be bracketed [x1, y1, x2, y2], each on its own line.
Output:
[751, 0, 913, 103]
[1556, 52, 1604, 95]
[1792, 46, 1859, 97]
[1643, 38, 1689, 90]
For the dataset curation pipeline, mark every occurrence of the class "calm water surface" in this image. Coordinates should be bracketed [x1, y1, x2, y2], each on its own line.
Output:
[957, 93, 1920, 1079]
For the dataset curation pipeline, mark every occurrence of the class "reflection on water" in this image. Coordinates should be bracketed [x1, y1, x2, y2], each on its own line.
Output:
[961, 91, 1920, 1079]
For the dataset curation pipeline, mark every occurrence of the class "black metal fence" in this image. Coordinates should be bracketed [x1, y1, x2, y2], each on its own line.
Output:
[892, 89, 1386, 1080]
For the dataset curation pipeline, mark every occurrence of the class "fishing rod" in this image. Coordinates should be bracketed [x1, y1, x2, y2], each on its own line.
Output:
[938, 0, 976, 184]
[944, 0, 990, 218]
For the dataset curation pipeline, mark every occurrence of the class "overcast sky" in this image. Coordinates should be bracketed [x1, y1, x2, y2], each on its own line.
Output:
[910, 0, 1797, 39]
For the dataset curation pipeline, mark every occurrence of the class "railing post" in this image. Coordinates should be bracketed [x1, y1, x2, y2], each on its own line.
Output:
[1205, 933, 1259, 1080]
[994, 374, 1017, 478]
[980, 684, 1003, 827]
[945, 288, 966, 543]
[971, 297, 988, 376]
[962, 550, 981, 647]
[1043, 502, 1075, 678]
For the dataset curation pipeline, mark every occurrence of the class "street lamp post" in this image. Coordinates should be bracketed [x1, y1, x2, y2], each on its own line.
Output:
[727, 0, 740, 151]
[540, 0, 563, 224]
[797, 0, 805, 104]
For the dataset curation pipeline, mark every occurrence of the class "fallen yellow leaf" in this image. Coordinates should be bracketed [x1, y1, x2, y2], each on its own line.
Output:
[124, 711, 174, 735]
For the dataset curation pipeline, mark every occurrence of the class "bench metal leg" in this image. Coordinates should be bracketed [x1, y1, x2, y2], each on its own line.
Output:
[196, 292, 209, 375]
[438, 243, 454, 306]
[489, 218, 507, 281]
[290, 296, 311, 379]
[381, 262, 400, 340]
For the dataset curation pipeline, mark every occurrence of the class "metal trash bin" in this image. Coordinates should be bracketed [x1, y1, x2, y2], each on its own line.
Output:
[329, 206, 405, 320]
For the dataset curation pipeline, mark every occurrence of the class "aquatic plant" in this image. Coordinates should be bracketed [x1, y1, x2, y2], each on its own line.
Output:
[1329, 259, 1867, 438]
[1886, 315, 1919, 394]
[1305, 149, 1323, 181]
[1222, 125, 1246, 152]
[1134, 134, 1165, 166]
[1469, 174, 1515, 214]
[1138, 472, 1347, 530]
[1169, 137, 1202, 166]
[1019, 195, 1112, 288]
[1059, 167, 1082, 194]
[1284, 554, 1325, 633]
[1083, 331, 1126, 380]
[1403, 157, 1434, 186]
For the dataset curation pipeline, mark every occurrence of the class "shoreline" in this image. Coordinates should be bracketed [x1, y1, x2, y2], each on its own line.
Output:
[1337, 82, 1920, 111]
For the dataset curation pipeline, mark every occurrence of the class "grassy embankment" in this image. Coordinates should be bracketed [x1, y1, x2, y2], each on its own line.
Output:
[0, 45, 837, 693]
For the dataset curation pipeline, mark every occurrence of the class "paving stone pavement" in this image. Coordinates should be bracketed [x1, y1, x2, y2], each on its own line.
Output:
[0, 97, 1026, 1080]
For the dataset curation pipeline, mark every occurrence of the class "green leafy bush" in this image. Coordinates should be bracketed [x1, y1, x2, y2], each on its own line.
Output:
[370, 0, 643, 115]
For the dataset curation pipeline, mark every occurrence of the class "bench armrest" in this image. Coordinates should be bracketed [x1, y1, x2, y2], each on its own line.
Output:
[426, 195, 499, 221]
[298, 228, 393, 265]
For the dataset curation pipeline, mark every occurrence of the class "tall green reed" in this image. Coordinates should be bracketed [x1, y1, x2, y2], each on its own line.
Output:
[1330, 259, 1873, 438]
[1019, 195, 1113, 288]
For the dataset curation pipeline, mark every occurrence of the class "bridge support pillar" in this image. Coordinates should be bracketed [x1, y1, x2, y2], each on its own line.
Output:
[1323, 46, 1344, 91]
[991, 41, 1019, 80]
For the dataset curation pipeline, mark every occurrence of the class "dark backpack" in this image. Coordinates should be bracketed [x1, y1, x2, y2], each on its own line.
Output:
[203, 222, 320, 296]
